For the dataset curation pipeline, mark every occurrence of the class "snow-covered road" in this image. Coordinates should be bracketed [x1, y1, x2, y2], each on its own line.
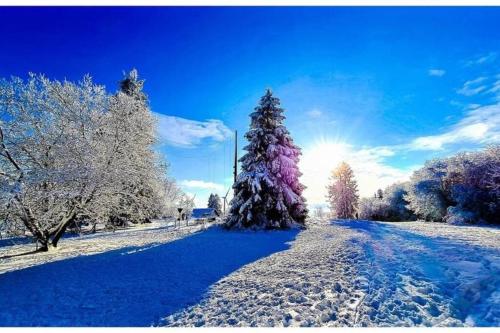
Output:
[0, 220, 498, 326]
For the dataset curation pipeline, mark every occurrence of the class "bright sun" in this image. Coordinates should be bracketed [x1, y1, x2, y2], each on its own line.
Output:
[299, 138, 412, 207]
[299, 139, 352, 207]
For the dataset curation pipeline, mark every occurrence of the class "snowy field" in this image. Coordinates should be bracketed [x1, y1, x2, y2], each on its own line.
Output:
[0, 220, 205, 275]
[0, 219, 499, 327]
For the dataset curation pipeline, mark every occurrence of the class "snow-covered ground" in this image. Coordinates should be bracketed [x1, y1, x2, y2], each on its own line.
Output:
[0, 220, 205, 275]
[0, 219, 498, 327]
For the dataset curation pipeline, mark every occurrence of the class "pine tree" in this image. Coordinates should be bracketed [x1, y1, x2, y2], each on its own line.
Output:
[327, 161, 359, 219]
[207, 193, 222, 216]
[225, 89, 308, 229]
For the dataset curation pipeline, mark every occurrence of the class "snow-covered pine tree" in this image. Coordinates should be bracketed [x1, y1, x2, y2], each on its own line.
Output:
[327, 161, 359, 219]
[225, 89, 308, 230]
[207, 193, 222, 216]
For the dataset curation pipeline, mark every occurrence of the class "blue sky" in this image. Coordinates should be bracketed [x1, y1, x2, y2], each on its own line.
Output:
[1, 7, 499, 207]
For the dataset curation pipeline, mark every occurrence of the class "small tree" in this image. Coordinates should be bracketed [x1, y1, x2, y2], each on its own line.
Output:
[207, 193, 222, 216]
[327, 162, 359, 219]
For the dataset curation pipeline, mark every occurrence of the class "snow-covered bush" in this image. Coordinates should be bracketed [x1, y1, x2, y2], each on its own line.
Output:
[383, 182, 414, 221]
[225, 89, 308, 229]
[404, 159, 449, 222]
[327, 162, 359, 219]
[358, 197, 387, 220]
[359, 182, 414, 222]
[444, 206, 477, 225]
[404, 146, 499, 224]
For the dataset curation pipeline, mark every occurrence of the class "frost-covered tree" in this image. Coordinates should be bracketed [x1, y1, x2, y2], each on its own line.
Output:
[179, 193, 195, 219]
[359, 197, 387, 220]
[106, 69, 163, 226]
[327, 162, 359, 219]
[442, 147, 499, 224]
[225, 89, 307, 229]
[0, 71, 176, 249]
[161, 175, 185, 218]
[207, 193, 222, 216]
[383, 182, 414, 221]
[404, 159, 449, 222]
[359, 182, 413, 221]
[0, 74, 114, 249]
[484, 145, 500, 213]
[401, 146, 498, 224]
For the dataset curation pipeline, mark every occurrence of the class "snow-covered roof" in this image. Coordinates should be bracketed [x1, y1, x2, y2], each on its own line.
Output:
[192, 208, 217, 218]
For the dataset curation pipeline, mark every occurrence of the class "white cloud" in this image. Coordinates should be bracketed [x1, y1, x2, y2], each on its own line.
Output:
[179, 180, 224, 192]
[466, 52, 498, 66]
[487, 79, 500, 95]
[306, 109, 323, 118]
[155, 113, 232, 147]
[457, 77, 488, 96]
[408, 104, 500, 150]
[299, 101, 500, 205]
[428, 69, 446, 77]
[300, 142, 415, 205]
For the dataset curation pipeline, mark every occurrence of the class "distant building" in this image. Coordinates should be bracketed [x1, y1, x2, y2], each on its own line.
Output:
[191, 208, 218, 222]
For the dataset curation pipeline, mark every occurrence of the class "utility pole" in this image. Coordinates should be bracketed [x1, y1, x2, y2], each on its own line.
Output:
[233, 130, 238, 190]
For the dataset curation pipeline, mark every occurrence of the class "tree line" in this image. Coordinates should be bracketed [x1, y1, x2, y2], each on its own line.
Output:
[326, 146, 499, 224]
[0, 70, 193, 250]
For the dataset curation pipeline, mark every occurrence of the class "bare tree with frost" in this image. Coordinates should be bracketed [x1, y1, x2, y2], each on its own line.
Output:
[0, 74, 116, 249]
[0, 71, 180, 249]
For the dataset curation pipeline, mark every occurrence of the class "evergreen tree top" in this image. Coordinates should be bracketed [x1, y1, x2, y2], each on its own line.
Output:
[119, 69, 146, 101]
[249, 88, 285, 131]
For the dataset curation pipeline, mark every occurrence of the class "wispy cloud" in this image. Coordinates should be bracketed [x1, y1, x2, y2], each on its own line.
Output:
[487, 79, 500, 96]
[179, 179, 224, 192]
[408, 104, 500, 150]
[428, 69, 446, 77]
[306, 109, 323, 118]
[300, 100, 500, 203]
[466, 52, 498, 66]
[155, 113, 232, 148]
[457, 77, 488, 96]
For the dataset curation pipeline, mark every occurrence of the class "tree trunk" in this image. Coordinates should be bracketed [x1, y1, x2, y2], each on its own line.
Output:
[49, 209, 78, 248]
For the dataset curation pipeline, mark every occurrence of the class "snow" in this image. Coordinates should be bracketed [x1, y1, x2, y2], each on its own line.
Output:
[0, 222, 296, 326]
[163, 220, 499, 327]
[0, 219, 498, 327]
[0, 220, 203, 275]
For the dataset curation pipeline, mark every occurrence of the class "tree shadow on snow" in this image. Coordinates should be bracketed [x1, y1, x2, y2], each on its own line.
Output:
[0, 226, 299, 327]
